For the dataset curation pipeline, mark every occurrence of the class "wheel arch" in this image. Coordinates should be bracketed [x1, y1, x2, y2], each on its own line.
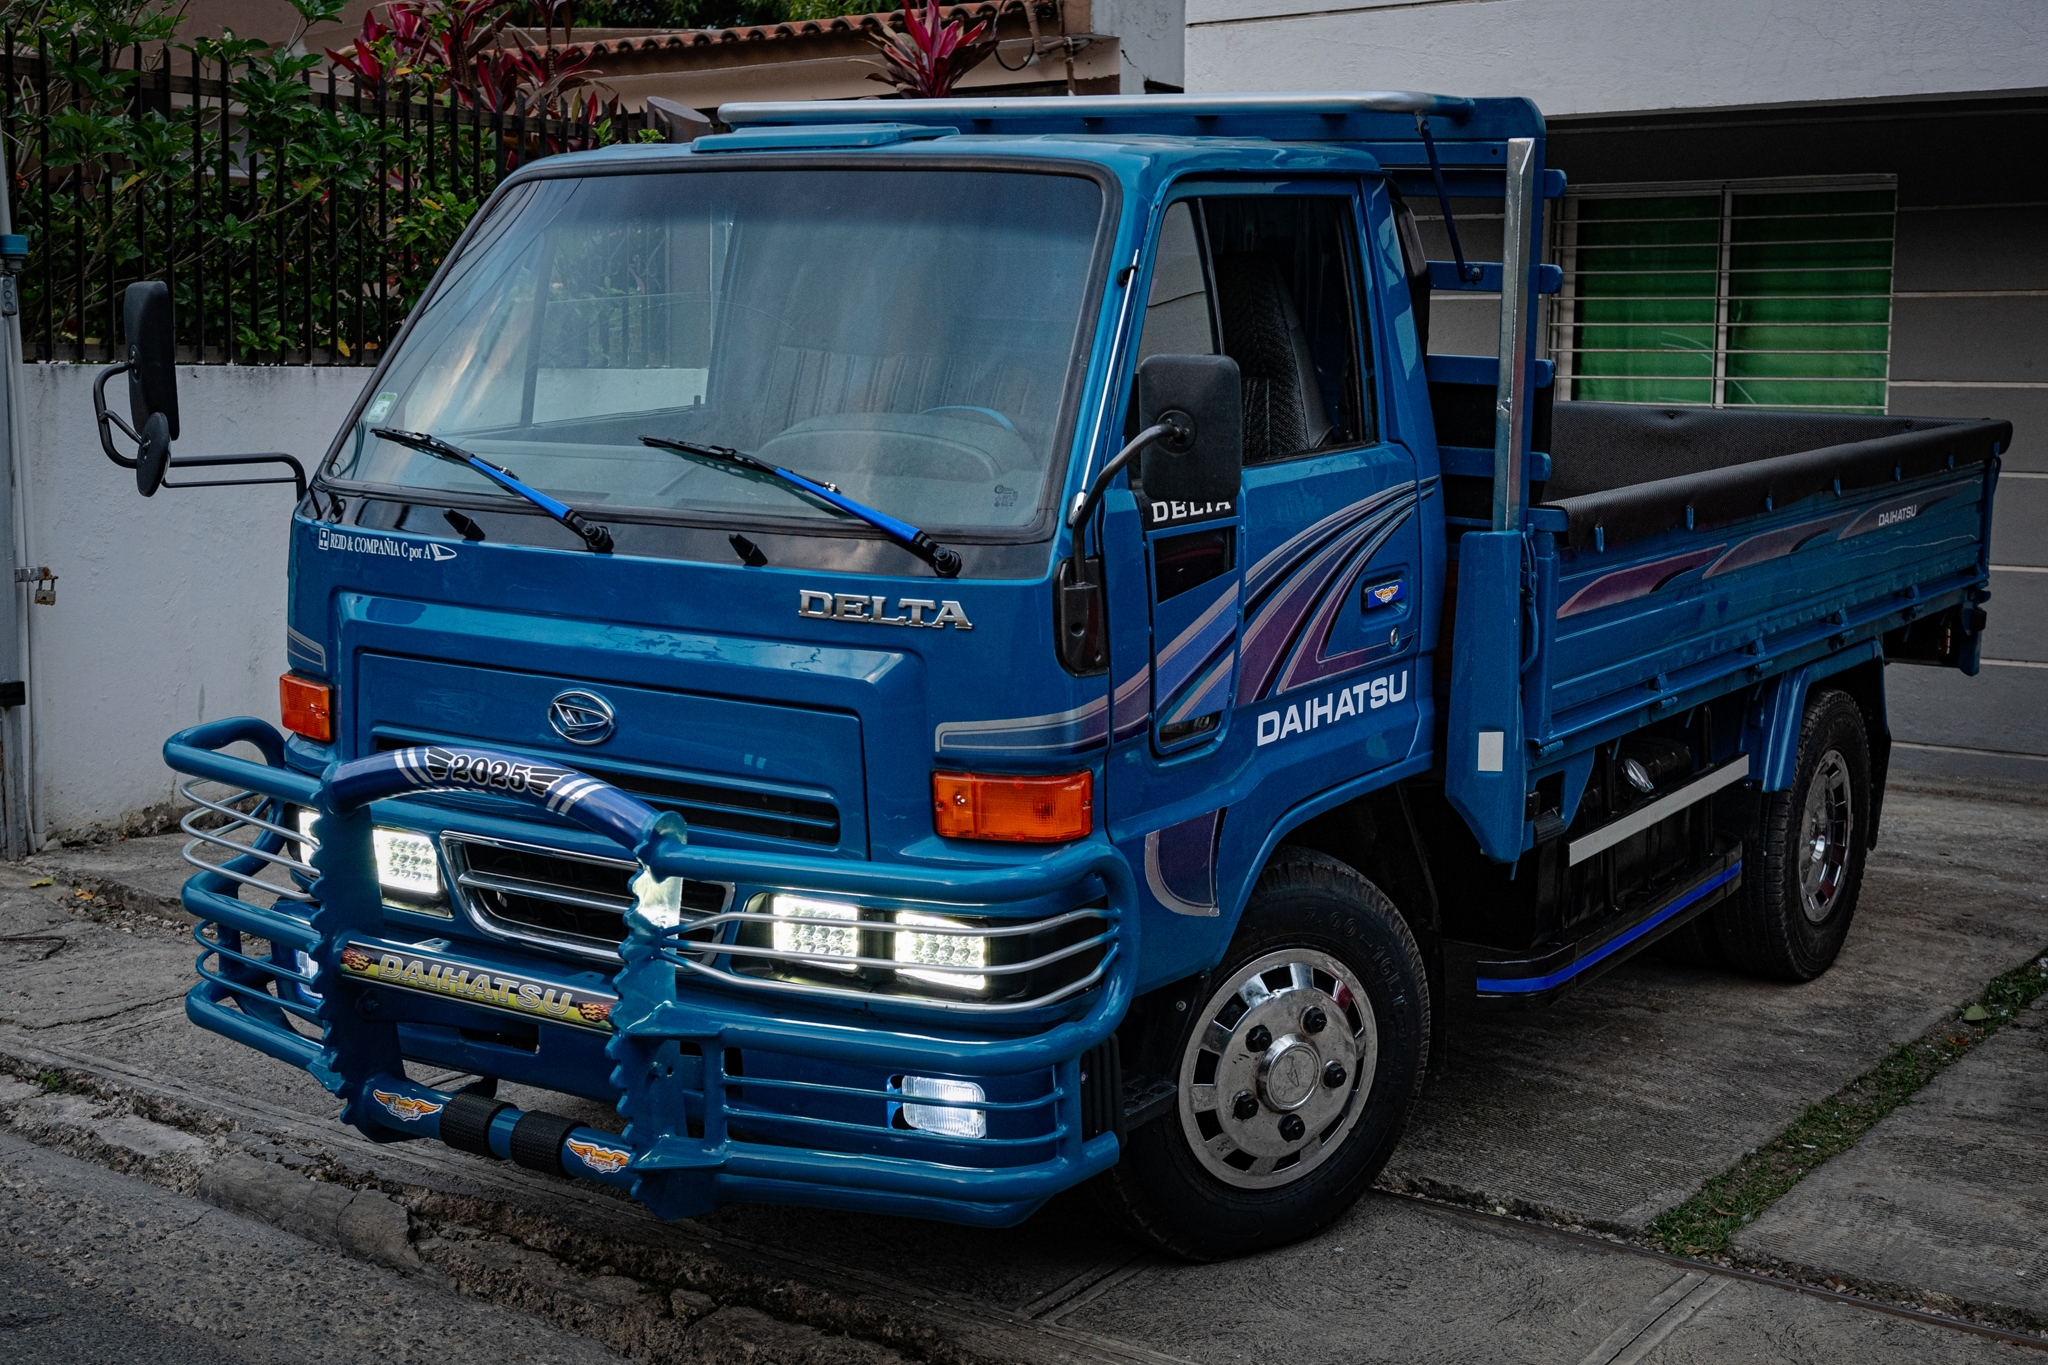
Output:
[1269, 783, 1445, 1082]
[1754, 649, 1888, 848]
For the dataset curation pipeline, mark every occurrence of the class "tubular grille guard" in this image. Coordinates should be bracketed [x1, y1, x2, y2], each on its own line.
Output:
[163, 717, 1142, 1226]
[659, 904, 1115, 1015]
[175, 763, 333, 1082]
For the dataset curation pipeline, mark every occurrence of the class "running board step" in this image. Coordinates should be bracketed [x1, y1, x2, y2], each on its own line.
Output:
[1449, 851, 1744, 1006]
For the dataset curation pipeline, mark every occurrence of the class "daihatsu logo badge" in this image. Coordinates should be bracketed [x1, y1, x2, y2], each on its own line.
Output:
[548, 690, 615, 746]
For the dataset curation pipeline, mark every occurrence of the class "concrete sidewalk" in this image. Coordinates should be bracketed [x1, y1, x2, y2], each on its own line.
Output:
[1736, 990, 2048, 1331]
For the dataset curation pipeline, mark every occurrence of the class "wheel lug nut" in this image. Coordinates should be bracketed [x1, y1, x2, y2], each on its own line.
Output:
[1232, 1091, 1259, 1121]
[1245, 1025, 1272, 1052]
[1277, 1113, 1305, 1142]
[1302, 1006, 1327, 1035]
[1323, 1060, 1348, 1088]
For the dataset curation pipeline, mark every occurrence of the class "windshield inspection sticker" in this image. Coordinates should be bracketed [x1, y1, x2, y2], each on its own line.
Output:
[1256, 668, 1409, 747]
[315, 527, 457, 563]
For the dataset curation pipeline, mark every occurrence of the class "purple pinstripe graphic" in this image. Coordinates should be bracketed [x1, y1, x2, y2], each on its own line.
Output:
[1702, 512, 1855, 578]
[1246, 485, 1406, 600]
[1271, 497, 1419, 694]
[1557, 545, 1725, 619]
[933, 699, 1109, 756]
[1836, 480, 1972, 539]
[1112, 663, 1152, 742]
[1241, 484, 1420, 703]
[1562, 477, 1980, 618]
[1163, 652, 1236, 724]
[1152, 578, 1241, 719]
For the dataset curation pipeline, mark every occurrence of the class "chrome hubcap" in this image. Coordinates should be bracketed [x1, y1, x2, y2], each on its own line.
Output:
[1177, 949, 1376, 1190]
[1799, 749, 1854, 924]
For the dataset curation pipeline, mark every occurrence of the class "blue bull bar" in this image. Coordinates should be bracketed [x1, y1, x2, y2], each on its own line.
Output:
[168, 717, 1138, 1226]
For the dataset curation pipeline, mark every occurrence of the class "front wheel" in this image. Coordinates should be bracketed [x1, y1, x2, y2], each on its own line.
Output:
[1099, 848, 1429, 1261]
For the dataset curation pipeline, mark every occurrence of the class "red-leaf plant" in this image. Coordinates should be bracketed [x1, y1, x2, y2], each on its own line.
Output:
[863, 1, 995, 99]
[328, 0, 595, 112]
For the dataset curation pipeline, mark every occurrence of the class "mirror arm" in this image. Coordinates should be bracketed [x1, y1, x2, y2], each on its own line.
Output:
[92, 361, 142, 468]
[1065, 418, 1179, 588]
[92, 357, 307, 498]
[163, 453, 309, 501]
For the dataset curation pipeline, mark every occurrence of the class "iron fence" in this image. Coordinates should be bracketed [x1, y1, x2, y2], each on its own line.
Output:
[2, 34, 652, 365]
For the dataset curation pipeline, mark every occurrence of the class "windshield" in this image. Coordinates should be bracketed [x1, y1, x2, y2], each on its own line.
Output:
[326, 166, 1107, 536]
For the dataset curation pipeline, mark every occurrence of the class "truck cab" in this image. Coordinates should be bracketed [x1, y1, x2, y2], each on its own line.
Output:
[116, 92, 2008, 1260]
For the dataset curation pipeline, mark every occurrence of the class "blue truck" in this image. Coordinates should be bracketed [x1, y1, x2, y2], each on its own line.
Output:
[92, 91, 2010, 1260]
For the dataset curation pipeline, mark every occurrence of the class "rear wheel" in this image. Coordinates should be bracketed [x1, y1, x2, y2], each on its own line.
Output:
[1719, 687, 1871, 980]
[1099, 848, 1428, 1260]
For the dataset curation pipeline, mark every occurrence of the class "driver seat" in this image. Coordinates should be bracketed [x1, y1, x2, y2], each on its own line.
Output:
[1211, 254, 1331, 464]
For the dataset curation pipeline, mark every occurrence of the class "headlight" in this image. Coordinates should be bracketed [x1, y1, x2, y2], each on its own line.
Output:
[770, 894, 860, 971]
[372, 827, 441, 898]
[893, 911, 988, 992]
[294, 807, 319, 864]
[896, 1075, 986, 1139]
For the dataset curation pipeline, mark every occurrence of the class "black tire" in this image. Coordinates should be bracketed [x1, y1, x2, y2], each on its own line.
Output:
[1098, 848, 1429, 1261]
[1718, 687, 1871, 981]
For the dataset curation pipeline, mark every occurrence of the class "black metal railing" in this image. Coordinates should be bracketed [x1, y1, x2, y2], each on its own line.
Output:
[2, 35, 652, 366]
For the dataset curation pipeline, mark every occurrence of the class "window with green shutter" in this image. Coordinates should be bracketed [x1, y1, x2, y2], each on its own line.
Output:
[1552, 183, 1895, 413]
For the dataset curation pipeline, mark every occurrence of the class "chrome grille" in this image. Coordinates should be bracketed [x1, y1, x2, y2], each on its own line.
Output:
[372, 734, 840, 846]
[443, 832, 731, 962]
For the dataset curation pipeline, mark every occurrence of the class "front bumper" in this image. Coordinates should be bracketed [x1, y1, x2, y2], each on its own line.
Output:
[169, 718, 1138, 1226]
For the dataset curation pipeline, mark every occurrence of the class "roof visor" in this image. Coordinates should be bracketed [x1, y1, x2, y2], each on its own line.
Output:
[719, 91, 1478, 126]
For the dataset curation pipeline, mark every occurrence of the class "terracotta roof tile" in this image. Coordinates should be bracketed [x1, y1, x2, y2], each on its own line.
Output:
[539, 1, 1026, 58]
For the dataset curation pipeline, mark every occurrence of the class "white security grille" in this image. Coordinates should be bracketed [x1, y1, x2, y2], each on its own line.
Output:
[1550, 179, 1897, 413]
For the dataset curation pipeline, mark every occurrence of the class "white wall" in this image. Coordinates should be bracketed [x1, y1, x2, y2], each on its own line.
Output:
[1187, 0, 2048, 116]
[1095, 0, 1188, 91]
[18, 364, 368, 842]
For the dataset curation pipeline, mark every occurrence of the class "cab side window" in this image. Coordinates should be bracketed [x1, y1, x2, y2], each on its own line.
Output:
[1136, 202, 1219, 362]
[1128, 194, 1372, 465]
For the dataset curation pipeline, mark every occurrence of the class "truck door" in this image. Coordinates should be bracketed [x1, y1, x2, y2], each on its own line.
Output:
[1108, 184, 1422, 933]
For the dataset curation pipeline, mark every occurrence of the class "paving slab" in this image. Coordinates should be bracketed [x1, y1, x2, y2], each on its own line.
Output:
[1732, 992, 2048, 1327]
[1055, 1194, 2040, 1365]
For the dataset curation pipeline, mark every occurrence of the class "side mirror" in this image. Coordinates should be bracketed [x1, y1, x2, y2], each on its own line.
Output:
[90, 281, 307, 498]
[1136, 353, 1242, 528]
[124, 280, 179, 442]
[136, 412, 172, 497]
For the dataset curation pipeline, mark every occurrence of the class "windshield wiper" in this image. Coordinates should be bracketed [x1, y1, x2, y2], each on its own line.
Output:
[373, 429, 613, 554]
[640, 436, 961, 579]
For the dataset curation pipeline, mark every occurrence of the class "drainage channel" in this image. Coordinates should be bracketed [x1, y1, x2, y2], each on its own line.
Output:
[1386, 1191, 2048, 1354]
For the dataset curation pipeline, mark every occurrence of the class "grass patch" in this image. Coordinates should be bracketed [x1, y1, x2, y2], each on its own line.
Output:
[1649, 950, 2048, 1257]
[33, 1068, 86, 1095]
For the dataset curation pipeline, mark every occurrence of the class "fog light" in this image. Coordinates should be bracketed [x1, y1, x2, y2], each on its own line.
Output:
[372, 827, 441, 898]
[770, 894, 860, 971]
[897, 1075, 986, 1139]
[893, 911, 987, 992]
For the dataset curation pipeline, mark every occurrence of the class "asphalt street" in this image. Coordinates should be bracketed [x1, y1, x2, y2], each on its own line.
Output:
[2, 776, 2045, 1363]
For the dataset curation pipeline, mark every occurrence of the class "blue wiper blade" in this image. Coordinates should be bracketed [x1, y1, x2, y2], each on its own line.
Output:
[373, 429, 613, 554]
[640, 436, 961, 579]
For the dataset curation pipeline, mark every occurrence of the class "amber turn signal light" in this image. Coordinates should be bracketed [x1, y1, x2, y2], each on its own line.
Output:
[932, 770, 1092, 843]
[279, 672, 333, 742]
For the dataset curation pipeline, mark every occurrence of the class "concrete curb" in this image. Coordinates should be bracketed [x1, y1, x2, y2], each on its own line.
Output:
[198, 1153, 425, 1274]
